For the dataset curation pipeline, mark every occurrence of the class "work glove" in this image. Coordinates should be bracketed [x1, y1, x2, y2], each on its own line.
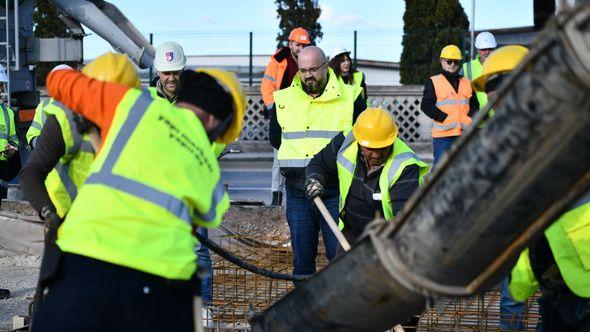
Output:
[305, 177, 324, 200]
[39, 205, 61, 229]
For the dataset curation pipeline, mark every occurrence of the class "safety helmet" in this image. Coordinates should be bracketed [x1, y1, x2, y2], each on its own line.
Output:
[330, 46, 350, 60]
[0, 64, 7, 83]
[82, 52, 141, 88]
[154, 41, 186, 72]
[288, 27, 311, 45]
[472, 45, 529, 92]
[51, 64, 73, 72]
[440, 45, 462, 60]
[474, 31, 497, 50]
[196, 68, 245, 144]
[352, 108, 398, 149]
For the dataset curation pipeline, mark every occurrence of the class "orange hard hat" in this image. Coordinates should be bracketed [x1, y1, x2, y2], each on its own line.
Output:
[288, 27, 311, 45]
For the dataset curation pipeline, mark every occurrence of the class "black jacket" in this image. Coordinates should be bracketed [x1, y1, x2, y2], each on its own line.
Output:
[306, 132, 420, 233]
[420, 70, 479, 123]
[20, 115, 65, 212]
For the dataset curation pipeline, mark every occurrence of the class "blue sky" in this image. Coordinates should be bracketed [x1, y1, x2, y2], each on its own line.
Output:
[83, 0, 534, 61]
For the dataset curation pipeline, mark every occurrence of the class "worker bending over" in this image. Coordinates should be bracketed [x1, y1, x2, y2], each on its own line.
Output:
[305, 108, 429, 248]
[30, 65, 244, 331]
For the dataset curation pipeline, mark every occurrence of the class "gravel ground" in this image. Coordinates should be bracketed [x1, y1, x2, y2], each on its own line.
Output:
[0, 202, 290, 331]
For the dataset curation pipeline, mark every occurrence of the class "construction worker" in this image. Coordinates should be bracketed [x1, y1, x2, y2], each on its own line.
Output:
[305, 108, 429, 247]
[472, 45, 532, 331]
[462, 32, 497, 124]
[149, 41, 186, 103]
[421, 44, 479, 166]
[30, 65, 244, 330]
[262, 27, 310, 206]
[269, 46, 366, 278]
[329, 46, 367, 101]
[0, 63, 20, 208]
[20, 52, 139, 322]
[26, 64, 73, 149]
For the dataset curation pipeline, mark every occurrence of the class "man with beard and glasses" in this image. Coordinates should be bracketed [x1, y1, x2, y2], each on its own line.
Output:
[262, 27, 310, 206]
[421, 44, 479, 166]
[269, 46, 366, 280]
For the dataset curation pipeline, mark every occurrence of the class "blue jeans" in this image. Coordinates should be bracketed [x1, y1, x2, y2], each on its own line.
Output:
[500, 277, 526, 331]
[432, 136, 457, 166]
[195, 227, 212, 304]
[285, 185, 339, 277]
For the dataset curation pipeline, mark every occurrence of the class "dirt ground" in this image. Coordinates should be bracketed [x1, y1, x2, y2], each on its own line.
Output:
[1, 201, 38, 217]
[222, 206, 290, 246]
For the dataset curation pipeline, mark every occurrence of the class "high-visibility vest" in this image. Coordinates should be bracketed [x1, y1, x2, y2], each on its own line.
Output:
[148, 86, 177, 105]
[275, 68, 358, 168]
[261, 48, 290, 109]
[43, 101, 95, 218]
[340, 71, 366, 99]
[462, 58, 494, 125]
[26, 99, 50, 147]
[509, 193, 590, 301]
[0, 103, 18, 161]
[430, 74, 473, 138]
[336, 131, 429, 225]
[56, 90, 229, 280]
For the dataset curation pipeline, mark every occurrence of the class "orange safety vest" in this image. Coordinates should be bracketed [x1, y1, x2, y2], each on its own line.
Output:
[260, 48, 290, 109]
[430, 74, 473, 138]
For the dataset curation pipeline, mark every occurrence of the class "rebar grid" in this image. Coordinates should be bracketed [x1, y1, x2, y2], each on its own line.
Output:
[206, 233, 328, 329]
[204, 232, 542, 331]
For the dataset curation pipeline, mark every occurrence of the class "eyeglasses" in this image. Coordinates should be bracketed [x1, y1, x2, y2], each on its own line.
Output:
[299, 61, 327, 75]
[443, 59, 460, 65]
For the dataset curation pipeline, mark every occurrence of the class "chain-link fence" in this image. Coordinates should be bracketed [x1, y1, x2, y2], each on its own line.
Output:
[83, 29, 404, 85]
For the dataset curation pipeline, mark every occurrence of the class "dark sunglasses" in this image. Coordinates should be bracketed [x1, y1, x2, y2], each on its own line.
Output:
[444, 59, 460, 65]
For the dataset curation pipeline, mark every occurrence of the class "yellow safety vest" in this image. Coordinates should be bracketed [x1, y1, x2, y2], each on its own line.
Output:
[26, 99, 50, 147]
[340, 71, 365, 99]
[0, 104, 18, 161]
[509, 193, 590, 300]
[43, 101, 95, 218]
[462, 57, 494, 125]
[336, 131, 429, 225]
[56, 89, 229, 280]
[275, 68, 359, 168]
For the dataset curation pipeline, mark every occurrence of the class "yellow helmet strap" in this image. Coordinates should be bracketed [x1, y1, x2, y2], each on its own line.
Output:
[208, 110, 234, 142]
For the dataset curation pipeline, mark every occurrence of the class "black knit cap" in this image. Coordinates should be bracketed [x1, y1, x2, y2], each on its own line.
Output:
[177, 70, 233, 121]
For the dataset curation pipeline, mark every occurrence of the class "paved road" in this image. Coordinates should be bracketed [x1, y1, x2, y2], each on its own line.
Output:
[220, 158, 274, 205]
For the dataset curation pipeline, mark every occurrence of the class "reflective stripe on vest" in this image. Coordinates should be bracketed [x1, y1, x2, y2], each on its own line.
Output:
[282, 130, 341, 139]
[0, 104, 13, 141]
[84, 92, 225, 225]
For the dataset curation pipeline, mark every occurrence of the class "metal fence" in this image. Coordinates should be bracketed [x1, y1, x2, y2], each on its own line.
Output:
[83, 29, 403, 84]
[240, 85, 429, 143]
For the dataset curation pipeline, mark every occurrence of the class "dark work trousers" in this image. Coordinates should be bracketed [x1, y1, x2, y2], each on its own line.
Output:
[432, 136, 457, 166]
[31, 253, 194, 332]
[285, 185, 339, 279]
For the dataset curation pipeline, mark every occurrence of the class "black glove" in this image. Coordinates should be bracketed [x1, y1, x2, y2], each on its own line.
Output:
[39, 205, 61, 228]
[305, 177, 324, 200]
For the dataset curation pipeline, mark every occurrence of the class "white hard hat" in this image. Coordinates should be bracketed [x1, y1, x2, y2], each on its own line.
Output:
[475, 32, 497, 50]
[154, 41, 186, 72]
[51, 64, 73, 72]
[329, 46, 351, 60]
[0, 64, 7, 83]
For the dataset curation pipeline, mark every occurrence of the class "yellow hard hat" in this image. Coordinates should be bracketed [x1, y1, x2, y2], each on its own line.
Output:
[472, 45, 529, 92]
[82, 51, 141, 88]
[440, 45, 462, 60]
[196, 68, 245, 144]
[352, 108, 398, 149]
